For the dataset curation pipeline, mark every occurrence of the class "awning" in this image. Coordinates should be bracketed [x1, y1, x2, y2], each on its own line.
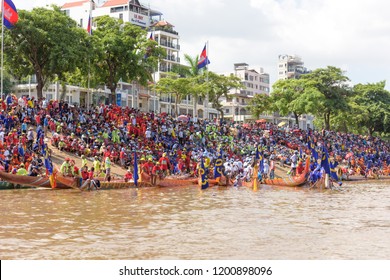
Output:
[278, 121, 286, 127]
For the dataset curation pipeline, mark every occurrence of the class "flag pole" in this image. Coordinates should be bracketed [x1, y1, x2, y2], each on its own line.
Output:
[1, 0, 5, 100]
[87, 0, 92, 109]
[205, 41, 209, 120]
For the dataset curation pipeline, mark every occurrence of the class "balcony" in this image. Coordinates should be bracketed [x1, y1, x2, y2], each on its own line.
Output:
[165, 55, 180, 63]
[159, 66, 172, 72]
[159, 40, 180, 50]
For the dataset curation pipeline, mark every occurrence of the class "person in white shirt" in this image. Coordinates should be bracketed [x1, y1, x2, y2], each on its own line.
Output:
[262, 160, 270, 179]
[0, 129, 4, 144]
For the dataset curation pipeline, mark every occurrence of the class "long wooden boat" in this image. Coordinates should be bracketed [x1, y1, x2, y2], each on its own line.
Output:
[244, 157, 311, 188]
[56, 174, 154, 190]
[0, 171, 71, 189]
[141, 173, 226, 188]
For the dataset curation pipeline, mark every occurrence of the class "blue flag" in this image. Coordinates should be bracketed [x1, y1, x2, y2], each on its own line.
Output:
[255, 144, 264, 173]
[3, 0, 19, 29]
[321, 146, 331, 175]
[133, 152, 139, 186]
[213, 148, 223, 178]
[42, 144, 53, 175]
[197, 44, 210, 69]
[200, 157, 209, 189]
[330, 160, 339, 181]
[308, 136, 318, 160]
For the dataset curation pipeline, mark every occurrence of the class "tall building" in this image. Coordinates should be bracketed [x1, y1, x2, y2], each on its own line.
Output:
[277, 54, 310, 80]
[221, 63, 270, 122]
[276, 54, 313, 129]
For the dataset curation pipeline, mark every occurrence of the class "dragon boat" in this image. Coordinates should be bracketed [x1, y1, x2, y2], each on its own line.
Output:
[243, 157, 310, 188]
[0, 171, 71, 189]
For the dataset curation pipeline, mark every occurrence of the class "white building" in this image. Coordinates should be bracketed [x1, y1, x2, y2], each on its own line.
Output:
[61, 0, 95, 30]
[221, 63, 271, 122]
[277, 54, 311, 80]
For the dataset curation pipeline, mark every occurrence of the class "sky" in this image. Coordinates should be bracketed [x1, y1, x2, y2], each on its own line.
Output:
[10, 0, 390, 89]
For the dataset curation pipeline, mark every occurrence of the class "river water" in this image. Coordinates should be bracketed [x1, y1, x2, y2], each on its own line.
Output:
[1, 180, 390, 260]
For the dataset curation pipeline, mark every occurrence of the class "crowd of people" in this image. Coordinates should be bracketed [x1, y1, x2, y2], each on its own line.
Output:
[1, 93, 390, 188]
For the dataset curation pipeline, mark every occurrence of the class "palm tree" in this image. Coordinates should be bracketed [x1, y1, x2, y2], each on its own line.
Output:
[173, 54, 204, 118]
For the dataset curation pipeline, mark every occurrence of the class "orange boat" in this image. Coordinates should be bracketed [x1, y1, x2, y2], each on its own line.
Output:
[244, 157, 310, 188]
[56, 174, 154, 190]
[0, 171, 71, 189]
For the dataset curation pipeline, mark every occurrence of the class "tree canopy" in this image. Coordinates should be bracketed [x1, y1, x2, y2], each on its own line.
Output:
[4, 6, 89, 100]
[91, 16, 165, 103]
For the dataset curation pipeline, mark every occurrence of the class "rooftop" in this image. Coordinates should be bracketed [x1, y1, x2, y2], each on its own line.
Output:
[62, 0, 90, 9]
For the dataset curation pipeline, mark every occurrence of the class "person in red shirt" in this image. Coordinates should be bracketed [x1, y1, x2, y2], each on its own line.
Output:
[124, 169, 133, 182]
[151, 162, 161, 185]
[142, 158, 154, 177]
[158, 152, 171, 175]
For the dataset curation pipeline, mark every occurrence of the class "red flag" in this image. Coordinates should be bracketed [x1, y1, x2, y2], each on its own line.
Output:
[3, 0, 19, 29]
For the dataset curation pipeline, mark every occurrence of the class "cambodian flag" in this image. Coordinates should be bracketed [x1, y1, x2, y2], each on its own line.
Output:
[87, 15, 92, 35]
[197, 44, 210, 69]
[3, 0, 18, 29]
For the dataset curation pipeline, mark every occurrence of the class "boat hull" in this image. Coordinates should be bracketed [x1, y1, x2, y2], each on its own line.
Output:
[0, 171, 70, 189]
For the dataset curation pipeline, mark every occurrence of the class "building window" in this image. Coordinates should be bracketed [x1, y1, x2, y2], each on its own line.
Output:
[79, 18, 83, 28]
[139, 102, 142, 108]
[119, 13, 123, 20]
[225, 109, 229, 114]
[111, 6, 124, 13]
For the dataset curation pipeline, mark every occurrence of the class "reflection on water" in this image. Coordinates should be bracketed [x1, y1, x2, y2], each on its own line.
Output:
[1, 181, 390, 259]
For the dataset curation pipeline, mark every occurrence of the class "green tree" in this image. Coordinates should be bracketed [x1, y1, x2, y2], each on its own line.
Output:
[259, 78, 321, 125]
[4, 6, 89, 100]
[350, 81, 390, 136]
[300, 66, 351, 130]
[155, 74, 193, 116]
[249, 93, 273, 118]
[2, 72, 14, 95]
[171, 54, 205, 117]
[205, 72, 243, 119]
[91, 16, 165, 103]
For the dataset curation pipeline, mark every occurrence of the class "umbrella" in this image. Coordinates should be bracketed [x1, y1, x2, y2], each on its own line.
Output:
[278, 121, 286, 127]
[177, 115, 189, 122]
[256, 119, 267, 123]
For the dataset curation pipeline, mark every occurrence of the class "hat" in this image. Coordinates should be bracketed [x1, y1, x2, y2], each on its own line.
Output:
[65, 157, 70, 161]
[20, 163, 25, 167]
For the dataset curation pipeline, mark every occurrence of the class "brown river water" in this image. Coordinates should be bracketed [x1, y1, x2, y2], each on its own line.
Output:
[1, 180, 389, 260]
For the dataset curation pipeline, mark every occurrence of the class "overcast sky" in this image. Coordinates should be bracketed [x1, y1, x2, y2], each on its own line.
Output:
[11, 0, 390, 89]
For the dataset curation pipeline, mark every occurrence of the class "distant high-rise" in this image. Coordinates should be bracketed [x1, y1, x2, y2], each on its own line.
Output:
[277, 54, 310, 80]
